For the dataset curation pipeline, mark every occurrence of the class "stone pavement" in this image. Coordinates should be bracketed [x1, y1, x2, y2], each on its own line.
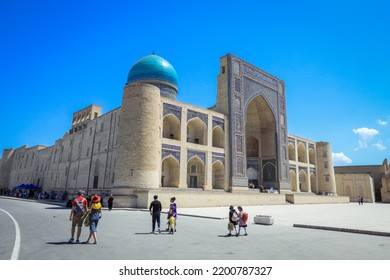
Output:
[176, 203, 390, 236]
[3, 196, 390, 236]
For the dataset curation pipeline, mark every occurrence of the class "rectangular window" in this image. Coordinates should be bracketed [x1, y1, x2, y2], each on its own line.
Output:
[100, 122, 104, 132]
[325, 175, 330, 182]
[86, 147, 90, 157]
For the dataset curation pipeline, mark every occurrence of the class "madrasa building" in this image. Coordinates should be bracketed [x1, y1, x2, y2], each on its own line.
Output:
[0, 53, 354, 208]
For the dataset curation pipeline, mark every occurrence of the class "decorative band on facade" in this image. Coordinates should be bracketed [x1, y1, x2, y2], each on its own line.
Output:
[243, 64, 278, 88]
[299, 166, 308, 173]
[187, 109, 208, 126]
[212, 157, 225, 165]
[187, 150, 205, 164]
[288, 137, 295, 144]
[212, 152, 225, 165]
[162, 144, 181, 151]
[212, 116, 225, 130]
[212, 152, 225, 157]
[163, 103, 182, 120]
[162, 149, 180, 162]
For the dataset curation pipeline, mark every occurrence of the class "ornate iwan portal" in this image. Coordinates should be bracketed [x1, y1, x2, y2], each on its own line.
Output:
[225, 54, 290, 191]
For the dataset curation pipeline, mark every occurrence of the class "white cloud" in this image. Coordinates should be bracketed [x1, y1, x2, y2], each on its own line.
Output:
[332, 152, 353, 165]
[352, 127, 379, 149]
[372, 142, 387, 151]
[377, 119, 388, 126]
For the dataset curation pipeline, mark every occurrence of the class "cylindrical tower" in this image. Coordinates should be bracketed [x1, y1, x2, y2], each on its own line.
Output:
[114, 83, 161, 190]
[316, 142, 337, 194]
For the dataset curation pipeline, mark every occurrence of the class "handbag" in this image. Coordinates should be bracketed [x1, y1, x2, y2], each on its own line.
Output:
[83, 212, 91, 227]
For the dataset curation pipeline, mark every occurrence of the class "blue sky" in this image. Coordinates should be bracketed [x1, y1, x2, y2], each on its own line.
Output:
[0, 0, 389, 166]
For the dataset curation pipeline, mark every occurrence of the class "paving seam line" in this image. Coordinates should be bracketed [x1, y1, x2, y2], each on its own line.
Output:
[293, 224, 390, 237]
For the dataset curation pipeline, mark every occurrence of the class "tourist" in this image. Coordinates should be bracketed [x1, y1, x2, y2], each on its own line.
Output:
[166, 197, 177, 233]
[228, 205, 239, 236]
[237, 206, 248, 236]
[69, 190, 88, 243]
[108, 194, 114, 210]
[86, 194, 102, 244]
[149, 195, 162, 234]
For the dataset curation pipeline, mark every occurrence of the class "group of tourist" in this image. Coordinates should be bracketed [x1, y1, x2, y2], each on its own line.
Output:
[227, 205, 248, 237]
[149, 195, 177, 234]
[68, 190, 109, 244]
[68, 191, 248, 244]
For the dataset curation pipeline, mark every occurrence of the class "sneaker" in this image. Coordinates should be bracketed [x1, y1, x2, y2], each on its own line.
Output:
[244, 233, 248, 236]
[68, 238, 74, 243]
[158, 228, 161, 234]
[76, 239, 80, 243]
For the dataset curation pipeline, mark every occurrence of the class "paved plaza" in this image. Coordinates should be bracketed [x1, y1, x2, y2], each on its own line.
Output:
[178, 202, 390, 235]
[2, 196, 390, 260]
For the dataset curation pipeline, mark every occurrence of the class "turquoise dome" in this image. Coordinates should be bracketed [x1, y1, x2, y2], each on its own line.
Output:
[127, 54, 178, 87]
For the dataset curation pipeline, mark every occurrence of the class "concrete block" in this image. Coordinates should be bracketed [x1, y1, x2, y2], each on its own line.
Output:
[254, 215, 274, 225]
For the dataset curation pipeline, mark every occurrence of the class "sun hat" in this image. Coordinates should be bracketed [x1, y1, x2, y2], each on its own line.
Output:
[91, 195, 100, 203]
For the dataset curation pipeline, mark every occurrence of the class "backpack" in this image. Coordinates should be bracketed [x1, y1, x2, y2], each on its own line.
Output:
[73, 198, 86, 217]
[242, 212, 248, 222]
[231, 211, 239, 222]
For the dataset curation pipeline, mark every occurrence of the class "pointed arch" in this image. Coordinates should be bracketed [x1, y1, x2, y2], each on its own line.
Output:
[309, 148, 315, 164]
[187, 117, 207, 145]
[163, 114, 181, 140]
[298, 143, 307, 163]
[212, 126, 225, 148]
[299, 169, 308, 192]
[161, 156, 180, 188]
[290, 170, 298, 191]
[212, 161, 225, 189]
[288, 143, 296, 161]
[187, 156, 205, 188]
[310, 172, 317, 193]
[263, 162, 276, 182]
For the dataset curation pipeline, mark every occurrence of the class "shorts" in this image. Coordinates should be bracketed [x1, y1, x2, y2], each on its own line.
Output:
[89, 218, 99, 232]
[72, 215, 83, 227]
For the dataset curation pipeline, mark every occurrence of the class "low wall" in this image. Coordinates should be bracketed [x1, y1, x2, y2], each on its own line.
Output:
[115, 189, 287, 208]
[112, 189, 351, 208]
[285, 194, 350, 204]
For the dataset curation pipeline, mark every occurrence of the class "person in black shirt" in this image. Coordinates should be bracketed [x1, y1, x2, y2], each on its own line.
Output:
[149, 195, 162, 234]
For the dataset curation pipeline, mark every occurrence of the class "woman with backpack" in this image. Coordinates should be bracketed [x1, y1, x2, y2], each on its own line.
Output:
[237, 206, 248, 236]
[86, 194, 102, 244]
[228, 205, 239, 236]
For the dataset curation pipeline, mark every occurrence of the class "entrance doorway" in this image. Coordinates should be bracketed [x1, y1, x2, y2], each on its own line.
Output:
[189, 176, 198, 188]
